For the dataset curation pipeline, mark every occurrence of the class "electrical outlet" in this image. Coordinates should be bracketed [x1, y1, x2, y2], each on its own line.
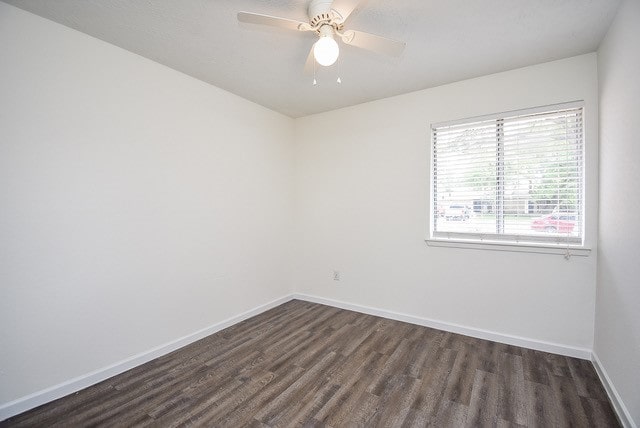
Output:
[332, 270, 340, 281]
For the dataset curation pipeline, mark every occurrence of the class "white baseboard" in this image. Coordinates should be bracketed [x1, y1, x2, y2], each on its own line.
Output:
[0, 294, 293, 422]
[3, 292, 620, 424]
[592, 352, 637, 428]
[292, 293, 592, 360]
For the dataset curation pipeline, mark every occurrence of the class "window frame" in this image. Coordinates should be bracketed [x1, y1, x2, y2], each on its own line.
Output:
[426, 101, 590, 256]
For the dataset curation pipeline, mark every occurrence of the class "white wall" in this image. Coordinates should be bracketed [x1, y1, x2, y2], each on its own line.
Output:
[294, 54, 599, 351]
[0, 3, 294, 405]
[595, 0, 640, 425]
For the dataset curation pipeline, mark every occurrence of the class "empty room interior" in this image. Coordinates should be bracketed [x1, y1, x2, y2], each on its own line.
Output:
[1, 0, 639, 426]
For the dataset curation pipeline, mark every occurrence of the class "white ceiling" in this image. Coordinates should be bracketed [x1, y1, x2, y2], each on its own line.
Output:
[3, 0, 620, 118]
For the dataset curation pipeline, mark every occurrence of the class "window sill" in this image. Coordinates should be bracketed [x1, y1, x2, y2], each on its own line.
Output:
[425, 238, 591, 257]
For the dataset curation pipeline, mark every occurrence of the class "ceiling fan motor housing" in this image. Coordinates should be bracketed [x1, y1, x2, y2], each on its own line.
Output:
[308, 0, 343, 30]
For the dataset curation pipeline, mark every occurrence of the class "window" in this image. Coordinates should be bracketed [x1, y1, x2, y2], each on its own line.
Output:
[430, 102, 584, 247]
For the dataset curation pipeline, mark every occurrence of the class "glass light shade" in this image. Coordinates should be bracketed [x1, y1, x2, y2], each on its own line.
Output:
[313, 36, 339, 66]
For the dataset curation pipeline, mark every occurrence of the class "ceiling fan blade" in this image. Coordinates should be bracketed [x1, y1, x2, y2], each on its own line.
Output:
[303, 45, 316, 75]
[330, 0, 367, 23]
[237, 11, 311, 32]
[341, 30, 405, 57]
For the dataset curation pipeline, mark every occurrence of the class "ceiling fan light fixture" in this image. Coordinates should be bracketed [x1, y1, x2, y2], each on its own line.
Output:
[313, 33, 339, 66]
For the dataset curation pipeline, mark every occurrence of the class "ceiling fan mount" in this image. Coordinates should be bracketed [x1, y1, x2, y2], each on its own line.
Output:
[238, 0, 405, 73]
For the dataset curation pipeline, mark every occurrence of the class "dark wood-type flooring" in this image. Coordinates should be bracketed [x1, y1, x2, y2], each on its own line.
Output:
[2, 300, 619, 427]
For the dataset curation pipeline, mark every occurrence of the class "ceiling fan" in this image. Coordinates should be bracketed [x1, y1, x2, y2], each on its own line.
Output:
[237, 0, 405, 73]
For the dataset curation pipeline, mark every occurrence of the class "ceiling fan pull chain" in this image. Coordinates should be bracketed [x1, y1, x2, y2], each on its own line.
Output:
[313, 59, 317, 85]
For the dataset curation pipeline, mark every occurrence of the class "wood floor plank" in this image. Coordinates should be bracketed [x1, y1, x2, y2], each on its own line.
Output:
[405, 347, 458, 425]
[442, 343, 480, 406]
[547, 373, 590, 427]
[1, 300, 620, 428]
[497, 351, 528, 425]
[255, 351, 339, 425]
[205, 366, 307, 426]
[312, 352, 388, 424]
[521, 348, 552, 386]
[525, 380, 558, 427]
[566, 357, 610, 401]
[466, 369, 501, 427]
[367, 338, 413, 396]
[369, 374, 422, 427]
[580, 395, 621, 427]
[433, 399, 469, 427]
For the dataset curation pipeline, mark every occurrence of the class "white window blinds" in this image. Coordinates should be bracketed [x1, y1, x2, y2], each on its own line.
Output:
[431, 103, 584, 246]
